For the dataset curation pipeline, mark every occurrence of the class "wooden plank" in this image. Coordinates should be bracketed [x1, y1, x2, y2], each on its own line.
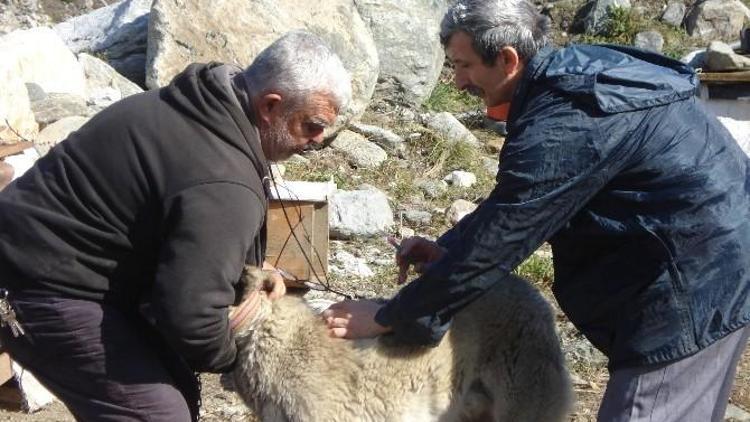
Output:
[699, 71, 750, 83]
[266, 201, 315, 287]
[0, 142, 33, 159]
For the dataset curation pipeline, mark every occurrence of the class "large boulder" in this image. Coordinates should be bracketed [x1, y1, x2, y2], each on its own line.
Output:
[54, 0, 151, 86]
[329, 130, 388, 168]
[146, 0, 379, 124]
[577, 0, 632, 35]
[79, 53, 144, 113]
[0, 27, 87, 98]
[329, 188, 394, 239]
[0, 60, 37, 144]
[685, 0, 750, 42]
[354, 0, 444, 108]
[0, 0, 51, 36]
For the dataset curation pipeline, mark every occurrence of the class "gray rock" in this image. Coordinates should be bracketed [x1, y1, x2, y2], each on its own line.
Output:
[633, 30, 664, 53]
[681, 49, 706, 69]
[423, 112, 480, 146]
[0, 0, 51, 36]
[0, 27, 87, 98]
[146, 0, 379, 125]
[446, 199, 477, 225]
[580, 0, 632, 35]
[330, 130, 388, 168]
[355, 0, 444, 108]
[24, 82, 46, 102]
[403, 209, 432, 226]
[483, 157, 499, 176]
[443, 170, 477, 188]
[54, 0, 151, 86]
[661, 1, 685, 27]
[330, 250, 375, 278]
[348, 122, 406, 154]
[329, 189, 394, 239]
[685, 0, 750, 42]
[705, 41, 750, 71]
[417, 179, 448, 199]
[725, 404, 750, 421]
[31, 93, 88, 126]
[79, 53, 144, 113]
[34, 116, 89, 156]
[0, 62, 37, 143]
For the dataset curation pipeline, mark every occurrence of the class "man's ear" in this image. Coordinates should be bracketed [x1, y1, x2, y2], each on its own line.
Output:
[498, 46, 522, 77]
[256, 93, 283, 125]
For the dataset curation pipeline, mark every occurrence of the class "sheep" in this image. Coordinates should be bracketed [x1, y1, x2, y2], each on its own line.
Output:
[231, 266, 572, 422]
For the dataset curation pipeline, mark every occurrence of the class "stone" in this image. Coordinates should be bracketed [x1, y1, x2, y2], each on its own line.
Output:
[0, 60, 37, 143]
[443, 170, 477, 188]
[633, 30, 664, 53]
[579, 0, 632, 35]
[31, 94, 88, 126]
[329, 130, 388, 168]
[681, 49, 706, 69]
[486, 136, 506, 154]
[483, 157, 500, 176]
[78, 53, 144, 113]
[330, 250, 374, 278]
[403, 209, 432, 226]
[417, 179, 448, 199]
[329, 188, 394, 239]
[423, 112, 480, 146]
[146, 0, 379, 125]
[54, 0, 151, 86]
[685, 0, 750, 42]
[0, 27, 87, 98]
[34, 116, 89, 156]
[0, 0, 51, 36]
[661, 1, 686, 27]
[446, 199, 478, 225]
[348, 122, 406, 154]
[705, 41, 750, 71]
[354, 0, 444, 107]
[725, 404, 750, 421]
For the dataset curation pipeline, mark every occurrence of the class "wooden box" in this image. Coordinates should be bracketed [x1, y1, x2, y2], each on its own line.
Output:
[264, 181, 334, 287]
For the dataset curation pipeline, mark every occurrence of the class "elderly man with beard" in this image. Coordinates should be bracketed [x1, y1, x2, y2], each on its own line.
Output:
[0, 30, 350, 421]
[325, 1, 750, 421]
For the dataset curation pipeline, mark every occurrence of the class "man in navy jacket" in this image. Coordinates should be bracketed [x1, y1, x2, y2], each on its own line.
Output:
[325, 1, 750, 420]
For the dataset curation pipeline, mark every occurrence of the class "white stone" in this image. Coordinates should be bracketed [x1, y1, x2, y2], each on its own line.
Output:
[423, 112, 480, 146]
[146, 0, 379, 125]
[35, 116, 89, 156]
[330, 250, 375, 278]
[330, 130, 388, 168]
[79, 52, 143, 112]
[0, 59, 37, 143]
[329, 189, 394, 239]
[0, 27, 87, 98]
[446, 199, 478, 225]
[443, 170, 477, 188]
[685, 0, 750, 42]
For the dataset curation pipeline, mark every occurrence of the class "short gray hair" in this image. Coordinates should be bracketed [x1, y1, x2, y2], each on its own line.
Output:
[440, 0, 551, 63]
[243, 30, 352, 111]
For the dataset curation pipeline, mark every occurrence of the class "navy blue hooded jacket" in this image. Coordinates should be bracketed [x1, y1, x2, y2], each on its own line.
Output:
[376, 45, 750, 368]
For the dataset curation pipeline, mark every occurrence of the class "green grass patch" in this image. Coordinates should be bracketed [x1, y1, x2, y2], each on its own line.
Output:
[515, 253, 555, 289]
[424, 81, 484, 113]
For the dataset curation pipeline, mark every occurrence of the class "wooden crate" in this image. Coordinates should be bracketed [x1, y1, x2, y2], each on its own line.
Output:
[265, 199, 328, 287]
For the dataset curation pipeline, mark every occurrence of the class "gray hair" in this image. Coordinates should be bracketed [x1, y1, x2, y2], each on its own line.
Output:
[440, 0, 551, 63]
[243, 30, 352, 111]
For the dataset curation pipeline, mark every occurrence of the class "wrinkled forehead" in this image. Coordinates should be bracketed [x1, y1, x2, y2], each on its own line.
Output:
[292, 93, 340, 123]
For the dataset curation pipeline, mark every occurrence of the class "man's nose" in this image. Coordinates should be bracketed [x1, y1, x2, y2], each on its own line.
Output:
[454, 72, 468, 90]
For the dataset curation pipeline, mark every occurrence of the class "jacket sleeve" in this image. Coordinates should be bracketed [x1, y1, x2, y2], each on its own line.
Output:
[375, 97, 626, 345]
[152, 181, 265, 372]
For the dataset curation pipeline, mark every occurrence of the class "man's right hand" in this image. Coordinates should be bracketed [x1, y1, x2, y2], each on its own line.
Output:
[389, 236, 447, 284]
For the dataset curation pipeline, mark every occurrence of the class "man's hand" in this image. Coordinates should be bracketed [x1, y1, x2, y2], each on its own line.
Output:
[389, 236, 447, 284]
[261, 261, 286, 300]
[322, 300, 391, 339]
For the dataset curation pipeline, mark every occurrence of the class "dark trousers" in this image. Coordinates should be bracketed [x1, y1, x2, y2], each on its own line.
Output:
[0, 290, 200, 421]
[598, 324, 750, 422]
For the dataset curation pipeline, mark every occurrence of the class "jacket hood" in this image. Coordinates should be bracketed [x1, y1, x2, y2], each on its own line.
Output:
[532, 45, 699, 113]
[161, 62, 269, 180]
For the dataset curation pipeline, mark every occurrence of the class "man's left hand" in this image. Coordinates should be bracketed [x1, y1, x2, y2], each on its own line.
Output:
[322, 300, 391, 339]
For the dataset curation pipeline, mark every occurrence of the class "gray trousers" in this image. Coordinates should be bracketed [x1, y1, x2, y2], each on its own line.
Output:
[598, 325, 750, 422]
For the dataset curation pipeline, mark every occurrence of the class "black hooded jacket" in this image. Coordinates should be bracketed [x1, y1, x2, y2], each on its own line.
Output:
[0, 63, 268, 372]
